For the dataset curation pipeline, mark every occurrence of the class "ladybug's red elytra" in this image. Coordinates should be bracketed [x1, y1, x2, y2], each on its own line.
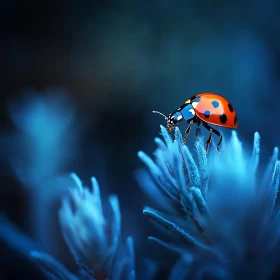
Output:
[153, 92, 238, 153]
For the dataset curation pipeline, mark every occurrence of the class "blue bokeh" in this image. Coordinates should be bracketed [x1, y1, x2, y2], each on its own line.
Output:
[1, 1, 280, 279]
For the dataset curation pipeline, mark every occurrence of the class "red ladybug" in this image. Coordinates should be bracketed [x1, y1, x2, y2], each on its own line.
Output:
[153, 93, 238, 153]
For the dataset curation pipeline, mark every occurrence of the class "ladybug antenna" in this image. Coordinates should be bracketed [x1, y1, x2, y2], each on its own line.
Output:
[152, 111, 168, 120]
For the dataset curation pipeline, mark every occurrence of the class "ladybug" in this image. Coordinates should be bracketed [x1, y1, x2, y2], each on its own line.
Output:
[153, 93, 238, 153]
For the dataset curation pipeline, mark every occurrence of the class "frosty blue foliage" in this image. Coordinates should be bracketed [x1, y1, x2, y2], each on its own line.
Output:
[30, 173, 136, 280]
[137, 126, 280, 279]
[0, 173, 140, 280]
[137, 125, 208, 217]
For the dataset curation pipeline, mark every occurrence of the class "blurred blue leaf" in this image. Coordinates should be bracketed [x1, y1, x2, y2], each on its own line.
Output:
[0, 173, 145, 280]
[8, 89, 80, 188]
[57, 173, 135, 280]
[30, 251, 79, 280]
[4, 89, 83, 255]
[0, 215, 42, 258]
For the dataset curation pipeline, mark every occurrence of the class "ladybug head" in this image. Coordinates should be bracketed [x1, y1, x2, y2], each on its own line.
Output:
[167, 112, 184, 132]
[152, 110, 183, 132]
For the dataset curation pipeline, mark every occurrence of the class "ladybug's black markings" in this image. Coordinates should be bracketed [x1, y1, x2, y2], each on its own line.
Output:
[228, 103, 234, 112]
[220, 114, 227, 124]
[234, 116, 237, 125]
[211, 100, 219, 108]
[204, 110, 210, 118]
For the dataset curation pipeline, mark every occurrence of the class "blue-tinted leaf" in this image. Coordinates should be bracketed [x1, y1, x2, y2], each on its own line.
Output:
[30, 251, 79, 280]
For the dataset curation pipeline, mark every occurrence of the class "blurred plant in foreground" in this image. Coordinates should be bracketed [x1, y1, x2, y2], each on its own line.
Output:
[0, 91, 158, 280]
[5, 89, 82, 254]
[8, 89, 80, 187]
[0, 173, 150, 280]
[137, 125, 280, 279]
[31, 173, 136, 280]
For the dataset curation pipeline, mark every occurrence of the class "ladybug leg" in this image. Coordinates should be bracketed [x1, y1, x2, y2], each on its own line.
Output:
[205, 129, 213, 154]
[183, 120, 193, 144]
[216, 133, 223, 151]
[202, 122, 223, 152]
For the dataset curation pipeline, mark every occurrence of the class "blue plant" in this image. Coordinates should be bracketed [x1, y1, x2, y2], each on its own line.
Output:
[137, 125, 280, 279]
[5, 90, 82, 254]
[0, 174, 138, 280]
[32, 173, 139, 280]
[8, 89, 79, 188]
[0, 91, 159, 280]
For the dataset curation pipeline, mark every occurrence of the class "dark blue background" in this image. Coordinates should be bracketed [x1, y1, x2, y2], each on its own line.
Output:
[1, 1, 280, 279]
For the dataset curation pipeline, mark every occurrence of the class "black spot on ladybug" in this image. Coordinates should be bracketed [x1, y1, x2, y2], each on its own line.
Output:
[234, 115, 237, 125]
[228, 103, 233, 112]
[211, 100, 219, 108]
[220, 114, 227, 124]
[204, 110, 210, 118]
[194, 96, 201, 102]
